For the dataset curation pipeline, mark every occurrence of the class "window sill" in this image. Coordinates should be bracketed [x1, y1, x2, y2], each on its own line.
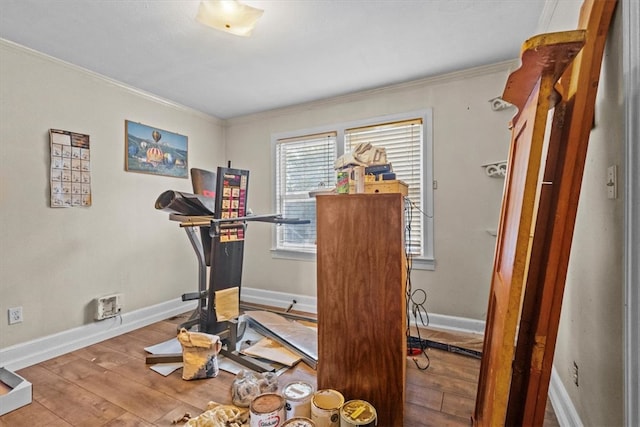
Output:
[271, 248, 435, 270]
[409, 257, 436, 271]
[270, 248, 317, 262]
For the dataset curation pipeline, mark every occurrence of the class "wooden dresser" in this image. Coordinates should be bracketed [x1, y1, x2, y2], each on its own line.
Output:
[316, 193, 407, 427]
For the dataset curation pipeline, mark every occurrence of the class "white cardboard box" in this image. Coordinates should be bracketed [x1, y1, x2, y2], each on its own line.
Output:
[0, 367, 32, 415]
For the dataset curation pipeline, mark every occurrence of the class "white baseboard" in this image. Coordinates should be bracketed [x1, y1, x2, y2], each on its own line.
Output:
[425, 312, 486, 334]
[241, 287, 318, 315]
[549, 366, 583, 427]
[241, 287, 485, 335]
[0, 298, 197, 372]
[1, 288, 486, 373]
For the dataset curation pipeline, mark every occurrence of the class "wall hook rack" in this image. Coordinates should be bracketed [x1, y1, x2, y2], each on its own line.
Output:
[488, 97, 514, 111]
[481, 161, 508, 178]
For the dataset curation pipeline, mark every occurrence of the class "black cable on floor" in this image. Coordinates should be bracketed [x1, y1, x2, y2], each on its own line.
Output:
[405, 197, 430, 371]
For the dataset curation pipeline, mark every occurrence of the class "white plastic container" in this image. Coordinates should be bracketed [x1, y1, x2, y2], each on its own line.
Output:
[283, 381, 314, 419]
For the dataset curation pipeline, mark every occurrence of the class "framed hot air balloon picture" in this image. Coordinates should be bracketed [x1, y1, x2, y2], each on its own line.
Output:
[125, 120, 188, 178]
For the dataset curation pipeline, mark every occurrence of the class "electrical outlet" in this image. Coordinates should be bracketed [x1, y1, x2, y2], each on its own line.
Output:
[8, 306, 23, 325]
[572, 361, 579, 386]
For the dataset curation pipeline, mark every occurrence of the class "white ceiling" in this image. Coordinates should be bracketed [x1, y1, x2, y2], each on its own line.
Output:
[0, 0, 547, 119]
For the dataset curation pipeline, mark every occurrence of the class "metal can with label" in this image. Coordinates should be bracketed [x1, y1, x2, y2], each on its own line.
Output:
[282, 417, 316, 427]
[283, 381, 314, 419]
[311, 389, 344, 427]
[336, 171, 349, 194]
[250, 393, 286, 427]
[339, 400, 377, 426]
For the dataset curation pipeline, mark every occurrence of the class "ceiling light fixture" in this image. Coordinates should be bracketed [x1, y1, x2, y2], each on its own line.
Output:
[196, 0, 264, 37]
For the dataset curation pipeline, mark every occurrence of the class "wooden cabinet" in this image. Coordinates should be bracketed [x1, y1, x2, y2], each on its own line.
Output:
[316, 193, 406, 427]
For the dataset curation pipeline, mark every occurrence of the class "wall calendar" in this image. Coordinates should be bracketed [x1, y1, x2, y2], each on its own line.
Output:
[49, 129, 91, 208]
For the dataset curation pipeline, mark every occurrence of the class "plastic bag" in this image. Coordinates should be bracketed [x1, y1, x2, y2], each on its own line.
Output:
[177, 328, 222, 380]
[231, 369, 278, 407]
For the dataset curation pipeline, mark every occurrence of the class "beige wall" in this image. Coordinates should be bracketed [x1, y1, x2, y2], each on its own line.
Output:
[225, 63, 515, 320]
[0, 40, 225, 348]
[0, 3, 628, 421]
[545, 2, 625, 425]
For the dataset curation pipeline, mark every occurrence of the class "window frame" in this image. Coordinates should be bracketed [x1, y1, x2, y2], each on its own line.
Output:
[270, 109, 435, 270]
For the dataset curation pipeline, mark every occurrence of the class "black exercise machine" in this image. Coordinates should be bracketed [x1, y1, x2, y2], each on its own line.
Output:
[152, 165, 308, 372]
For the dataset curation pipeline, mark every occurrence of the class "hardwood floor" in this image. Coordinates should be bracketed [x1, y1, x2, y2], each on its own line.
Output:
[0, 312, 559, 426]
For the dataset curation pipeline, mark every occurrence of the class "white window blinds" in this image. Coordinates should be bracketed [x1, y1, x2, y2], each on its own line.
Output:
[275, 132, 337, 251]
[345, 119, 423, 255]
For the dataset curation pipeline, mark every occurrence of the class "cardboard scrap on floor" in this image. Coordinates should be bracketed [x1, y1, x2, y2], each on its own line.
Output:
[144, 337, 182, 355]
[143, 322, 298, 376]
[244, 310, 318, 369]
[240, 337, 302, 367]
[144, 338, 184, 376]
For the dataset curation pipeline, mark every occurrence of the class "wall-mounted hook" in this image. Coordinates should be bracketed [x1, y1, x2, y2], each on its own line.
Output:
[488, 97, 514, 111]
[481, 161, 508, 178]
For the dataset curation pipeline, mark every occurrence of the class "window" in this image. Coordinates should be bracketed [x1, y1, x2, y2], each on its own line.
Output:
[345, 119, 423, 255]
[272, 110, 434, 269]
[275, 132, 337, 252]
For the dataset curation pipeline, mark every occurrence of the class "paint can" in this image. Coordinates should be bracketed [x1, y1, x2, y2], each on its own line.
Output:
[311, 389, 344, 427]
[282, 417, 316, 427]
[250, 393, 286, 427]
[283, 381, 314, 418]
[339, 400, 377, 426]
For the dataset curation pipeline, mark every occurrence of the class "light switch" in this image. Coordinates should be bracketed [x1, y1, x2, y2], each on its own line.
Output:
[607, 165, 617, 199]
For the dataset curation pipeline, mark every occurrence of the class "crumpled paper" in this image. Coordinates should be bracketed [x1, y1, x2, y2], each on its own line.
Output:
[184, 401, 248, 427]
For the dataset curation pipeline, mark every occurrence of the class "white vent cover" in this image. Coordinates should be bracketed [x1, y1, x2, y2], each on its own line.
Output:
[94, 293, 123, 320]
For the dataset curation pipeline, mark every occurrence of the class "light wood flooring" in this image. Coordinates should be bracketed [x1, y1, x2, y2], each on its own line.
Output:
[0, 311, 559, 426]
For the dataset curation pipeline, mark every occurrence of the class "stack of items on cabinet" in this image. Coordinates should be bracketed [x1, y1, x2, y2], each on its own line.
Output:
[334, 142, 408, 195]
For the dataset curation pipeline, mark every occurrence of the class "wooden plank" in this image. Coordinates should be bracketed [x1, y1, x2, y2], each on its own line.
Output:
[55, 360, 189, 423]
[102, 412, 155, 427]
[410, 350, 480, 384]
[72, 342, 139, 369]
[405, 404, 473, 427]
[0, 400, 73, 427]
[108, 358, 231, 411]
[506, 1, 618, 425]
[405, 380, 445, 411]
[145, 354, 183, 364]
[442, 393, 476, 419]
[416, 369, 478, 399]
[316, 193, 406, 427]
[17, 365, 125, 425]
[2, 314, 562, 427]
[503, 31, 586, 124]
[473, 31, 586, 427]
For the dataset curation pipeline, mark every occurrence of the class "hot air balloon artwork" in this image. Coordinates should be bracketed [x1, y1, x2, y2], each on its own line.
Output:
[125, 120, 188, 178]
[146, 146, 164, 165]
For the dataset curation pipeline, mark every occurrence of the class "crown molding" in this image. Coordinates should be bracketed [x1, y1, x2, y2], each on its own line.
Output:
[0, 38, 223, 125]
[226, 60, 519, 126]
